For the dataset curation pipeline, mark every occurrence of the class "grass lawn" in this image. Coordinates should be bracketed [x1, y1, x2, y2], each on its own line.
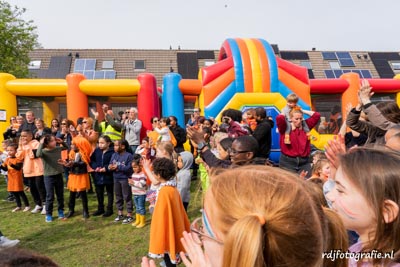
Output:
[0, 176, 203, 266]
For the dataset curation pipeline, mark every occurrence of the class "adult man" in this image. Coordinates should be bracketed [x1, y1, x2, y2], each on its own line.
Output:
[169, 116, 186, 153]
[93, 104, 122, 142]
[252, 107, 274, 159]
[123, 107, 142, 153]
[17, 110, 36, 136]
[187, 127, 262, 168]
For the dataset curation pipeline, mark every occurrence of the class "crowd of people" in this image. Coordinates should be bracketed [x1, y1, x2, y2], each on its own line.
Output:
[1, 80, 400, 267]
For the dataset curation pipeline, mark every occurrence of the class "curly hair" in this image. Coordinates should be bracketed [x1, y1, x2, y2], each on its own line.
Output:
[152, 158, 176, 181]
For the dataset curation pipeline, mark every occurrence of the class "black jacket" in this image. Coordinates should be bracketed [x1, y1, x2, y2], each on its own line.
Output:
[90, 147, 114, 185]
[252, 118, 274, 158]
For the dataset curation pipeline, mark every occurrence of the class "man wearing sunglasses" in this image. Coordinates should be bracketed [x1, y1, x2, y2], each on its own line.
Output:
[187, 127, 262, 168]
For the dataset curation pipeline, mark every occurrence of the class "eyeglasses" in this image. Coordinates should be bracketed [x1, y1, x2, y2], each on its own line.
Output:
[190, 216, 223, 245]
[230, 149, 251, 155]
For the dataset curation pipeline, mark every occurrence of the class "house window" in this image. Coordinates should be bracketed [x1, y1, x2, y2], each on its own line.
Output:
[300, 61, 312, 69]
[390, 62, 400, 70]
[102, 60, 114, 69]
[134, 60, 146, 70]
[28, 60, 41, 69]
[329, 61, 341, 70]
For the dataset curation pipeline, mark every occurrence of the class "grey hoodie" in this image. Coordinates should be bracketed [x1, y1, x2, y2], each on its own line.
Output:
[177, 151, 193, 203]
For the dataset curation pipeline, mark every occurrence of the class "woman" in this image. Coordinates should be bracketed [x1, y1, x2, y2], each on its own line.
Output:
[78, 117, 99, 151]
[276, 108, 320, 174]
[33, 119, 51, 141]
[147, 117, 160, 148]
[50, 119, 60, 136]
[3, 116, 19, 141]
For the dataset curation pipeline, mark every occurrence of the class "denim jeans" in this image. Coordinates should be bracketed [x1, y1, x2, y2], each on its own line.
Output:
[133, 195, 146, 215]
[279, 154, 311, 174]
[44, 173, 64, 215]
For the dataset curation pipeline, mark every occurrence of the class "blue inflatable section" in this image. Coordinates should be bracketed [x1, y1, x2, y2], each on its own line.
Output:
[204, 81, 236, 118]
[227, 38, 244, 93]
[162, 73, 185, 126]
[259, 39, 279, 91]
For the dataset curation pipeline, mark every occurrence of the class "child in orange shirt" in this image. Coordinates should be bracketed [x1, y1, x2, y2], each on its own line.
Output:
[144, 157, 190, 266]
[0, 144, 30, 212]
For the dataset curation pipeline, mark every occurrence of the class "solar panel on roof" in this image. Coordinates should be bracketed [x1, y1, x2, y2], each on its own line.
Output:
[322, 52, 337, 60]
[352, 70, 362, 77]
[343, 70, 351, 73]
[105, 70, 116, 79]
[83, 70, 94, 79]
[324, 70, 335, 78]
[334, 70, 343, 78]
[85, 59, 96, 70]
[74, 59, 85, 71]
[94, 71, 105, 79]
[361, 70, 372, 78]
[336, 52, 351, 59]
[338, 58, 355, 67]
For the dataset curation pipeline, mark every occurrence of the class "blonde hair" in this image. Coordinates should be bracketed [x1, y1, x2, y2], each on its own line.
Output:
[208, 165, 338, 267]
[311, 158, 329, 177]
[339, 147, 400, 264]
[84, 117, 93, 128]
[286, 93, 299, 103]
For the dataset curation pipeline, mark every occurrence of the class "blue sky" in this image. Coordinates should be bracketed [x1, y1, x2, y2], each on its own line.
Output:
[7, 0, 400, 51]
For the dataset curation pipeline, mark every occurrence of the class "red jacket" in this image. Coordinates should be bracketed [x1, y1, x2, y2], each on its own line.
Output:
[276, 112, 320, 157]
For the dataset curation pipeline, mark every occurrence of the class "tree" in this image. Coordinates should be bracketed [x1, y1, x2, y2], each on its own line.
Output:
[0, 1, 40, 78]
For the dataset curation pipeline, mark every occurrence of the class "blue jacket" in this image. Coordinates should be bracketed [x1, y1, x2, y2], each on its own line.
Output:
[110, 151, 133, 180]
[90, 147, 114, 185]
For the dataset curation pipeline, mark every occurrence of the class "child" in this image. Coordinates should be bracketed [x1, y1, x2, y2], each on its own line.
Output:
[1, 140, 14, 202]
[128, 158, 147, 228]
[154, 117, 171, 142]
[36, 135, 68, 222]
[245, 108, 257, 133]
[109, 140, 134, 224]
[309, 158, 330, 182]
[281, 93, 310, 144]
[134, 137, 155, 160]
[16, 129, 46, 214]
[327, 147, 400, 266]
[0, 143, 30, 212]
[90, 135, 114, 217]
[145, 157, 190, 267]
[176, 151, 193, 211]
[59, 136, 92, 219]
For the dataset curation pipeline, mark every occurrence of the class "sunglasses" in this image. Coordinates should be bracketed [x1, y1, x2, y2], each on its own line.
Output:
[82, 121, 88, 123]
[61, 123, 67, 125]
[153, 120, 158, 123]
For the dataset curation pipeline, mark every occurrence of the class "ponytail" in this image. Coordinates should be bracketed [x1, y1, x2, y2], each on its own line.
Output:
[222, 215, 265, 267]
[322, 208, 348, 267]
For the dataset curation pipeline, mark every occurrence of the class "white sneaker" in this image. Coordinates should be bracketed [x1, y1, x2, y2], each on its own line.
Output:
[31, 205, 42, 214]
[0, 236, 20, 248]
[41, 205, 46, 215]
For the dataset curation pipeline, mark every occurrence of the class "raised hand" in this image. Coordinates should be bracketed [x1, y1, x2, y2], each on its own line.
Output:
[358, 79, 374, 105]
